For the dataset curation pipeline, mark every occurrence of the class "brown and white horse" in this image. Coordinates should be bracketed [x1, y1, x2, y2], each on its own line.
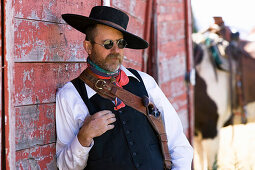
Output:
[192, 23, 255, 170]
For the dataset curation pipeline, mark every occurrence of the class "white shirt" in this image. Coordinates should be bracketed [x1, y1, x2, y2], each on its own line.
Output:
[56, 65, 193, 170]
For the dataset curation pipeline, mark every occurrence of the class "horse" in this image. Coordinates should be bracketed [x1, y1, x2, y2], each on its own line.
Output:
[192, 22, 255, 170]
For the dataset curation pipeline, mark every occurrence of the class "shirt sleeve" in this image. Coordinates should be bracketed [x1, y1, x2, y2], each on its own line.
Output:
[137, 71, 194, 170]
[55, 82, 93, 170]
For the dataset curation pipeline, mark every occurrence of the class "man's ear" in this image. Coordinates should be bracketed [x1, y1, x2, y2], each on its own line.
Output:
[83, 40, 92, 55]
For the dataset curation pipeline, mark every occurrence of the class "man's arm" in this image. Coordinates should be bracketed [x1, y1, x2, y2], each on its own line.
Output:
[137, 71, 194, 170]
[56, 82, 116, 170]
[56, 83, 92, 169]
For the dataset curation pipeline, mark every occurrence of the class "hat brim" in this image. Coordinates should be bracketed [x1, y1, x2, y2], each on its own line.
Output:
[62, 14, 149, 49]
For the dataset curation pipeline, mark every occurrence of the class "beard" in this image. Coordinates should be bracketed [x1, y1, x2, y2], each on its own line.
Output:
[91, 53, 124, 72]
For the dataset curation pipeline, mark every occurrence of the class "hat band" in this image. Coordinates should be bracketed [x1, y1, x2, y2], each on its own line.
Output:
[95, 19, 126, 31]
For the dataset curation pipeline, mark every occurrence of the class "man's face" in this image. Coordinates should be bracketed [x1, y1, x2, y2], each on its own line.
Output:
[85, 24, 125, 72]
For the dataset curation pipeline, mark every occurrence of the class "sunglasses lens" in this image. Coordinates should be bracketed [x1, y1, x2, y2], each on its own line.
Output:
[103, 40, 114, 49]
[117, 39, 127, 49]
[101, 39, 127, 49]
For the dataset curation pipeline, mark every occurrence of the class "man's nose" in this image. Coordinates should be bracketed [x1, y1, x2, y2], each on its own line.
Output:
[110, 43, 120, 53]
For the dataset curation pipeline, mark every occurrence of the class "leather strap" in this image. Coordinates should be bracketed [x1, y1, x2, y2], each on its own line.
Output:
[79, 69, 172, 169]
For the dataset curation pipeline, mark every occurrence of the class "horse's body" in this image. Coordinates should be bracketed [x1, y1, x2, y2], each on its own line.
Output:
[192, 30, 255, 170]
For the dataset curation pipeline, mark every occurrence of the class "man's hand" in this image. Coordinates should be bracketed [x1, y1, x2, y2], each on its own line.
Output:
[77, 110, 116, 147]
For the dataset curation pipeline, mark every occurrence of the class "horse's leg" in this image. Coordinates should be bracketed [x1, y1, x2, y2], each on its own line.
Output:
[246, 101, 255, 123]
[202, 136, 219, 170]
[194, 133, 207, 170]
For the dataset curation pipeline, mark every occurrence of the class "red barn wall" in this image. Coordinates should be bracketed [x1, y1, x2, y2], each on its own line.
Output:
[2, 0, 193, 169]
[156, 0, 193, 138]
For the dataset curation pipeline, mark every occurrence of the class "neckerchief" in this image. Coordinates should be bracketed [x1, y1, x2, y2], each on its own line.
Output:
[87, 58, 129, 110]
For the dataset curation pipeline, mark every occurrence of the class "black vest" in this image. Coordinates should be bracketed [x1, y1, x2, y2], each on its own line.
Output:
[72, 69, 164, 170]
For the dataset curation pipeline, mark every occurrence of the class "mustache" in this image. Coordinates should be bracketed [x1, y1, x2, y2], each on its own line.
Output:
[107, 53, 122, 59]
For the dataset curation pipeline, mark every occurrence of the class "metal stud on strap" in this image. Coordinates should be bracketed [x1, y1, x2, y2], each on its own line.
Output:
[95, 79, 106, 90]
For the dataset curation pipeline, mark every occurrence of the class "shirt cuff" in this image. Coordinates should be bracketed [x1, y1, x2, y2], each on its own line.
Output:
[71, 135, 94, 157]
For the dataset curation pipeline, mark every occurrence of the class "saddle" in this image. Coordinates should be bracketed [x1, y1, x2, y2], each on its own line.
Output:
[240, 55, 255, 104]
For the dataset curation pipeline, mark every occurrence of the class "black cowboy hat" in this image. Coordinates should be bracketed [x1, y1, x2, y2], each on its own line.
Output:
[62, 6, 148, 49]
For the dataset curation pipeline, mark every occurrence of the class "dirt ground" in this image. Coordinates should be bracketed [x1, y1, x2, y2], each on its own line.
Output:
[217, 122, 255, 170]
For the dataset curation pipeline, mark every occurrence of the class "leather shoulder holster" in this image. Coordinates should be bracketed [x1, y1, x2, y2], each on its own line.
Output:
[79, 69, 172, 170]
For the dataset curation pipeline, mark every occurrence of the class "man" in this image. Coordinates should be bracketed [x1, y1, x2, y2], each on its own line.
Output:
[56, 6, 193, 170]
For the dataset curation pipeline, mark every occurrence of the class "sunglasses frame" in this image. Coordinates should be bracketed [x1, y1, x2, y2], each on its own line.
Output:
[91, 39, 127, 50]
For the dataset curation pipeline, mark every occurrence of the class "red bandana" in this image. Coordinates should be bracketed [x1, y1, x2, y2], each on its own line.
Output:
[88, 67, 129, 110]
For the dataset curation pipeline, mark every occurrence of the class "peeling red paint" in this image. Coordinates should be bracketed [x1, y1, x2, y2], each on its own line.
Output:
[157, 2, 184, 20]
[112, 0, 147, 22]
[155, 0, 193, 136]
[15, 104, 56, 151]
[13, 63, 86, 106]
[158, 39, 186, 60]
[159, 54, 186, 83]
[14, 0, 101, 21]
[14, 19, 86, 62]
[16, 143, 56, 170]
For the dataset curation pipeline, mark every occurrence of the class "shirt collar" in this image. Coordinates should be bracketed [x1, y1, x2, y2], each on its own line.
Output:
[120, 65, 140, 82]
[86, 65, 140, 99]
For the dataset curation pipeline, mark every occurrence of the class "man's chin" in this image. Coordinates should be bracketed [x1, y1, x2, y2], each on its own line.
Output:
[105, 64, 121, 72]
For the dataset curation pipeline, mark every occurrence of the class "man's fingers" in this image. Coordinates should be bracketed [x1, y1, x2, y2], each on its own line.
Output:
[107, 117, 116, 124]
[107, 124, 114, 130]
[105, 112, 115, 119]
[93, 110, 113, 118]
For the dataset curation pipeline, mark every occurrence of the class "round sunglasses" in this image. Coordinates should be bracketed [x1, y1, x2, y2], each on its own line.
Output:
[91, 39, 128, 49]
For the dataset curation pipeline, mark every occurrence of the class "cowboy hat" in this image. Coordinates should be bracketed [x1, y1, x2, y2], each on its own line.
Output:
[62, 6, 148, 49]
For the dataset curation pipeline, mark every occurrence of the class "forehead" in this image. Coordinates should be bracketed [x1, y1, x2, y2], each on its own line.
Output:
[94, 24, 123, 40]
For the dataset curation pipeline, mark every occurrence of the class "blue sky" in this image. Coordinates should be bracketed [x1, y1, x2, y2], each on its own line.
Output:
[191, 0, 255, 40]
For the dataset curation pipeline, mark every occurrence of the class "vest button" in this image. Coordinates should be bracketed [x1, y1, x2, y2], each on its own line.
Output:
[132, 152, 137, 156]
[122, 121, 126, 125]
[136, 163, 140, 168]
[126, 130, 130, 134]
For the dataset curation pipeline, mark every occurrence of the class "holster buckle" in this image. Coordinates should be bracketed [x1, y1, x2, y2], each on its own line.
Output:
[95, 79, 106, 90]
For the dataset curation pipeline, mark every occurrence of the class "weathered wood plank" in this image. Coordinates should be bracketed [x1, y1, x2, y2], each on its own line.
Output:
[14, 18, 86, 62]
[159, 54, 186, 83]
[158, 39, 186, 60]
[14, 0, 101, 62]
[158, 21, 185, 43]
[160, 75, 186, 103]
[16, 143, 57, 170]
[157, 2, 185, 21]
[14, 62, 86, 106]
[112, 0, 147, 35]
[112, 0, 147, 45]
[112, 0, 146, 20]
[155, 0, 191, 137]
[14, 0, 101, 22]
[15, 104, 55, 151]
